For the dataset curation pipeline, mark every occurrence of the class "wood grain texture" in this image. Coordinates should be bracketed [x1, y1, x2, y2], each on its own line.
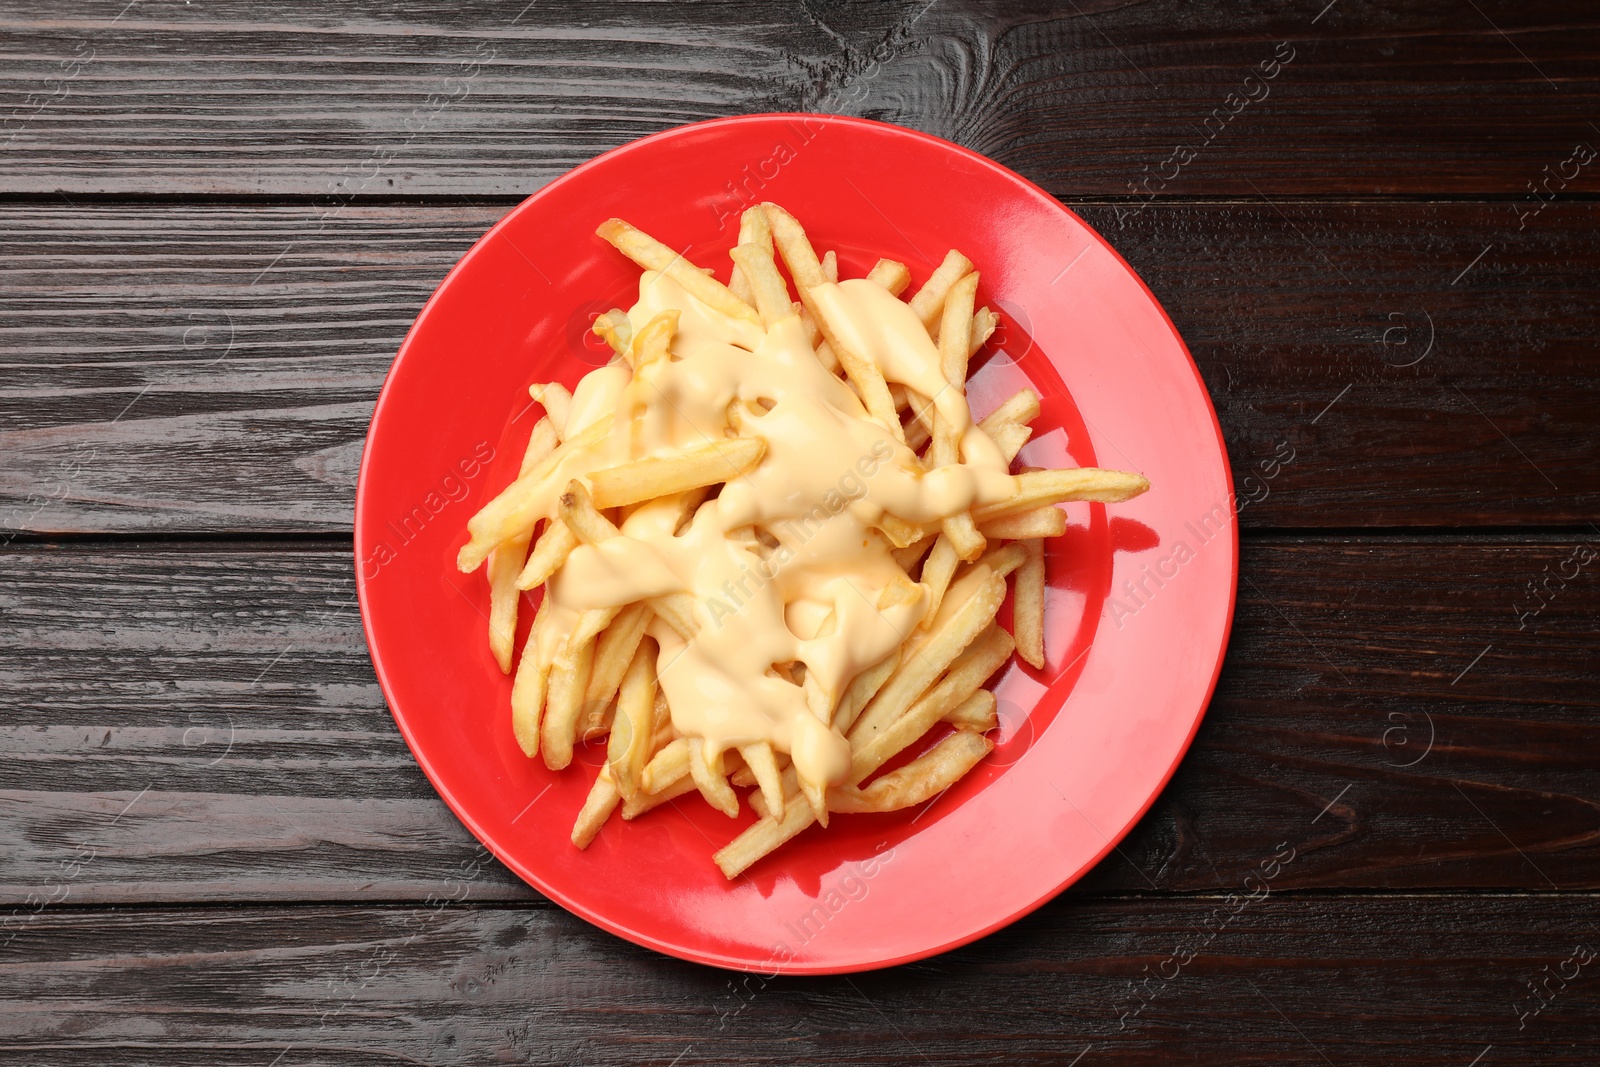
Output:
[0, 205, 470, 536]
[1, 200, 1597, 536]
[3, 897, 1598, 1064]
[1, 538, 1594, 906]
[0, 1, 1596, 197]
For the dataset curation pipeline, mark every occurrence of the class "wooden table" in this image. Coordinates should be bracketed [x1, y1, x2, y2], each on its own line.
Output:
[3, 2, 1597, 1063]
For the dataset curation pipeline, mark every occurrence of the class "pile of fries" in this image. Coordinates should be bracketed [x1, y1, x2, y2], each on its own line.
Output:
[457, 202, 1149, 878]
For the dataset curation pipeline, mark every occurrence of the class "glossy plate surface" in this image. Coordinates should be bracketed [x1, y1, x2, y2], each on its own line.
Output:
[354, 114, 1236, 974]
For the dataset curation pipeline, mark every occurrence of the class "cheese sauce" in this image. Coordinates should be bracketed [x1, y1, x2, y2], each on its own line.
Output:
[535, 270, 1017, 789]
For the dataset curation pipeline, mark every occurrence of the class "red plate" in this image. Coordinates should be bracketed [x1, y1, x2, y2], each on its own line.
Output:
[355, 115, 1236, 974]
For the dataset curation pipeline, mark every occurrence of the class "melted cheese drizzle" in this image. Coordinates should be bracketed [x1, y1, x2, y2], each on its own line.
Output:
[535, 271, 1017, 789]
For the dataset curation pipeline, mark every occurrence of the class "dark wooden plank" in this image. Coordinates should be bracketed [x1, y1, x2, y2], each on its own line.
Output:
[3, 896, 1598, 1064]
[0, 1, 1597, 196]
[1, 537, 1595, 906]
[3, 200, 1597, 536]
[0, 205, 465, 536]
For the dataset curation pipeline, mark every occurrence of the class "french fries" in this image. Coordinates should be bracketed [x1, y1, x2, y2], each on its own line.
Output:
[867, 258, 911, 296]
[487, 417, 560, 672]
[588, 437, 767, 509]
[596, 218, 760, 326]
[460, 203, 1149, 877]
[828, 730, 994, 814]
[909, 250, 974, 331]
[1015, 538, 1047, 669]
[764, 202, 904, 443]
[607, 636, 658, 800]
[973, 468, 1151, 521]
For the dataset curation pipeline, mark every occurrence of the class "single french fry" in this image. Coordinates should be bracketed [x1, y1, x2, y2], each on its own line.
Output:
[516, 518, 578, 590]
[648, 592, 699, 639]
[969, 306, 998, 356]
[973, 468, 1151, 522]
[988, 422, 1032, 464]
[571, 764, 621, 848]
[942, 512, 986, 563]
[867, 258, 911, 296]
[918, 535, 960, 628]
[978, 506, 1066, 540]
[588, 437, 766, 510]
[487, 529, 532, 674]
[875, 513, 925, 549]
[849, 572, 1007, 745]
[799, 773, 830, 829]
[877, 571, 923, 611]
[763, 202, 903, 442]
[715, 787, 817, 879]
[1015, 538, 1046, 669]
[509, 620, 549, 758]
[608, 635, 658, 801]
[519, 416, 562, 474]
[975, 541, 1028, 579]
[944, 688, 999, 730]
[834, 649, 903, 734]
[729, 243, 798, 329]
[829, 729, 993, 813]
[529, 383, 573, 437]
[622, 774, 697, 820]
[690, 739, 740, 818]
[732, 207, 761, 302]
[591, 309, 632, 357]
[821, 249, 838, 283]
[728, 205, 771, 303]
[584, 603, 651, 727]
[978, 388, 1042, 432]
[596, 218, 760, 325]
[738, 741, 785, 821]
[890, 536, 934, 575]
[642, 736, 692, 795]
[542, 623, 599, 771]
[908, 250, 974, 332]
[739, 203, 773, 250]
[938, 272, 980, 389]
[558, 480, 621, 544]
[569, 605, 622, 650]
[650, 685, 673, 738]
[630, 310, 678, 372]
[747, 786, 774, 819]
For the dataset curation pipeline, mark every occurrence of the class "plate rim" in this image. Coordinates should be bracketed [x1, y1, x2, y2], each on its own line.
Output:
[354, 112, 1239, 974]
